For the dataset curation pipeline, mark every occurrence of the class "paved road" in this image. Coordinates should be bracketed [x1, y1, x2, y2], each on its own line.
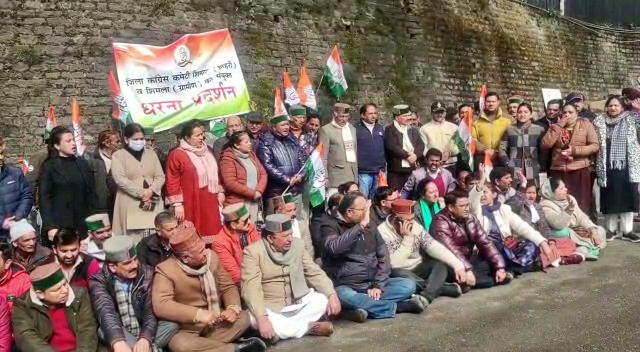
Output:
[272, 241, 640, 352]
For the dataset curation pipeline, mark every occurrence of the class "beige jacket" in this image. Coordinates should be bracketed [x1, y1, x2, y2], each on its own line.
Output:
[469, 187, 546, 246]
[241, 238, 335, 318]
[539, 195, 596, 231]
[318, 123, 358, 188]
[419, 120, 459, 163]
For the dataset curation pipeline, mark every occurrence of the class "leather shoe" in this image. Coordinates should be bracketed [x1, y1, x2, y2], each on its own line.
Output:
[307, 321, 334, 336]
[234, 337, 267, 352]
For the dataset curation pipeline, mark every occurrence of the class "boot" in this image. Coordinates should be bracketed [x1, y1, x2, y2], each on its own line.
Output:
[234, 337, 267, 352]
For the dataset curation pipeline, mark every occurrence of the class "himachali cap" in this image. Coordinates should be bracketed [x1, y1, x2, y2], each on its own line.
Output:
[334, 103, 351, 114]
[565, 92, 584, 103]
[270, 193, 295, 210]
[103, 236, 137, 263]
[289, 104, 307, 117]
[508, 95, 523, 105]
[264, 214, 293, 234]
[246, 111, 264, 123]
[431, 101, 446, 112]
[391, 199, 415, 216]
[393, 104, 412, 117]
[143, 127, 155, 136]
[169, 220, 205, 254]
[30, 262, 66, 292]
[86, 214, 110, 232]
[270, 113, 290, 126]
[622, 87, 640, 101]
[222, 203, 250, 222]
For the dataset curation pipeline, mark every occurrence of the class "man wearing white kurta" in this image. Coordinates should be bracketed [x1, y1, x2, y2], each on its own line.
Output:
[241, 214, 341, 343]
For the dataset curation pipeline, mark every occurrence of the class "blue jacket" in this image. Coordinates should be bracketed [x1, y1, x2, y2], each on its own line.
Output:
[256, 130, 305, 198]
[355, 120, 386, 174]
[0, 166, 33, 240]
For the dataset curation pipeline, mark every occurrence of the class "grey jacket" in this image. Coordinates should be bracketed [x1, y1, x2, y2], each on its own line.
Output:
[318, 123, 358, 188]
[401, 167, 455, 199]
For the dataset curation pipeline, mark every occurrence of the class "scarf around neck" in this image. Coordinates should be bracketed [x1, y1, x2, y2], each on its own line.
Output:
[179, 139, 221, 194]
[262, 238, 309, 301]
[394, 120, 414, 168]
[540, 179, 569, 210]
[331, 120, 356, 163]
[175, 251, 220, 314]
[604, 111, 630, 170]
[482, 201, 502, 240]
[419, 199, 439, 231]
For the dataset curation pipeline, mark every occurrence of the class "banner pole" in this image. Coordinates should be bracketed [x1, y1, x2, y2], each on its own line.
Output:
[281, 164, 307, 195]
[315, 74, 325, 96]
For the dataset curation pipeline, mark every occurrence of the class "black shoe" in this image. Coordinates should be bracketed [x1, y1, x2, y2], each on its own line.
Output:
[339, 308, 368, 323]
[606, 231, 620, 242]
[622, 232, 640, 243]
[438, 283, 462, 298]
[235, 337, 267, 352]
[396, 295, 425, 314]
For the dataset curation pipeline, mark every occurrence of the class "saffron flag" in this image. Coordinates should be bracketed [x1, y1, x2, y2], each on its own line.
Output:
[283, 71, 300, 106]
[297, 64, 317, 109]
[108, 71, 131, 124]
[71, 98, 85, 156]
[274, 87, 289, 117]
[377, 171, 387, 187]
[44, 106, 57, 141]
[483, 152, 493, 182]
[479, 84, 487, 113]
[451, 109, 475, 171]
[15, 158, 31, 175]
[305, 143, 327, 207]
[323, 45, 348, 98]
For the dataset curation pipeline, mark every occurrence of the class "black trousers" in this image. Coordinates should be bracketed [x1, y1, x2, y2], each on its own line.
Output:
[447, 255, 500, 290]
[388, 172, 410, 192]
[391, 259, 448, 302]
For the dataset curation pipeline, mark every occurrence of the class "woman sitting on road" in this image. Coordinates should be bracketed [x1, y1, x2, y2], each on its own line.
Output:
[469, 177, 557, 275]
[539, 178, 606, 262]
[413, 178, 444, 232]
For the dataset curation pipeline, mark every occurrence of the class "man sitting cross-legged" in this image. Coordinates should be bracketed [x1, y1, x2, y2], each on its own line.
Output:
[242, 214, 340, 344]
[89, 236, 178, 352]
[377, 199, 467, 303]
[152, 220, 266, 352]
[320, 192, 427, 323]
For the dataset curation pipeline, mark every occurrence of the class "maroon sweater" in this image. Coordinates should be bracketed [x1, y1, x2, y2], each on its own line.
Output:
[47, 307, 76, 352]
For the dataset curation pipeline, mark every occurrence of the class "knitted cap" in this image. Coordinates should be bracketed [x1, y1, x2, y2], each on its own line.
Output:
[103, 236, 137, 263]
[169, 220, 205, 254]
[9, 219, 36, 243]
[264, 214, 293, 235]
[222, 203, 250, 222]
[30, 262, 66, 292]
[85, 213, 110, 232]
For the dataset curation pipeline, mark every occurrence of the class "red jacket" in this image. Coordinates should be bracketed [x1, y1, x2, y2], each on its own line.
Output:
[219, 148, 268, 206]
[212, 224, 261, 284]
[0, 297, 10, 352]
[0, 263, 31, 311]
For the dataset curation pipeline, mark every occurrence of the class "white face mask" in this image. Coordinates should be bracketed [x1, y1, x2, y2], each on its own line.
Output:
[127, 139, 146, 152]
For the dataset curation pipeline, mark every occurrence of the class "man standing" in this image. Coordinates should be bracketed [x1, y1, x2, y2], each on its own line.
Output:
[136, 211, 177, 268]
[401, 148, 456, 199]
[622, 87, 640, 114]
[320, 192, 426, 322]
[565, 92, 596, 121]
[257, 114, 306, 222]
[506, 95, 524, 123]
[82, 213, 113, 265]
[430, 191, 509, 289]
[370, 187, 399, 230]
[152, 221, 265, 352]
[472, 92, 511, 164]
[300, 112, 321, 159]
[535, 99, 562, 131]
[0, 242, 31, 310]
[0, 138, 33, 241]
[288, 104, 308, 141]
[247, 111, 266, 150]
[385, 104, 425, 191]
[319, 103, 358, 196]
[213, 203, 261, 286]
[355, 103, 386, 199]
[270, 194, 314, 258]
[12, 262, 98, 352]
[52, 228, 101, 288]
[213, 116, 245, 160]
[84, 130, 120, 215]
[377, 199, 467, 302]
[242, 214, 339, 342]
[457, 103, 474, 123]
[89, 236, 178, 351]
[10, 220, 53, 271]
[419, 101, 459, 169]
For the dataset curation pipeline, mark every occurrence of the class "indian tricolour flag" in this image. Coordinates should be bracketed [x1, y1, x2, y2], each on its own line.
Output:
[451, 109, 475, 171]
[297, 64, 317, 109]
[44, 106, 57, 141]
[283, 71, 300, 106]
[323, 45, 347, 98]
[71, 98, 85, 156]
[108, 70, 131, 124]
[305, 143, 327, 207]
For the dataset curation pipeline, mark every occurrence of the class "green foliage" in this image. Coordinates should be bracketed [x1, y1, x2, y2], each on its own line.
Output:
[249, 77, 273, 118]
[15, 48, 43, 66]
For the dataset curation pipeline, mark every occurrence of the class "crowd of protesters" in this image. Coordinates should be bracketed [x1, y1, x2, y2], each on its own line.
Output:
[0, 86, 638, 351]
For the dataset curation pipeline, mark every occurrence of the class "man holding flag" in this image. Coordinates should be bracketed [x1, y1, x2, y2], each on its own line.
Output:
[319, 103, 358, 197]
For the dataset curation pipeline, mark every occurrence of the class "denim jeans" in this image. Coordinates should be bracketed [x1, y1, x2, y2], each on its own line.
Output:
[335, 277, 416, 319]
[358, 173, 378, 199]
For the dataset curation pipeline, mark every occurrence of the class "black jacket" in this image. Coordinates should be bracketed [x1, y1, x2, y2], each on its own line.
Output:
[384, 123, 424, 174]
[320, 216, 390, 291]
[355, 120, 386, 173]
[136, 234, 172, 268]
[88, 264, 157, 345]
[83, 148, 116, 217]
[39, 156, 95, 240]
[256, 130, 304, 197]
[0, 166, 33, 241]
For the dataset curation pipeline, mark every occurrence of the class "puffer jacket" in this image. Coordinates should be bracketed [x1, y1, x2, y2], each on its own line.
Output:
[219, 148, 268, 205]
[540, 118, 599, 172]
[88, 264, 157, 346]
[320, 215, 390, 291]
[0, 297, 9, 352]
[429, 209, 505, 271]
[0, 262, 31, 310]
[256, 130, 304, 197]
[0, 166, 33, 241]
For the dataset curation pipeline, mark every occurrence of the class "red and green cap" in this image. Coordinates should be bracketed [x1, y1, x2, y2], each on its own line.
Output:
[30, 262, 66, 292]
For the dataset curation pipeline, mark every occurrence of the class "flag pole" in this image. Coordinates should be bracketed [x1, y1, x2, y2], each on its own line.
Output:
[315, 74, 324, 97]
[281, 164, 307, 195]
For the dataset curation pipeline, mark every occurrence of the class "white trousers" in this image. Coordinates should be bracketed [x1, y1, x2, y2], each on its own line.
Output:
[605, 212, 634, 234]
[250, 290, 328, 340]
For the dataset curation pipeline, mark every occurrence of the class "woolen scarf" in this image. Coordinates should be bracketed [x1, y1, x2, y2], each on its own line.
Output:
[330, 120, 356, 163]
[394, 120, 415, 168]
[233, 148, 258, 190]
[179, 139, 221, 194]
[262, 238, 309, 301]
[175, 250, 220, 314]
[604, 111, 629, 170]
[419, 199, 439, 231]
[540, 179, 569, 210]
[482, 201, 502, 241]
